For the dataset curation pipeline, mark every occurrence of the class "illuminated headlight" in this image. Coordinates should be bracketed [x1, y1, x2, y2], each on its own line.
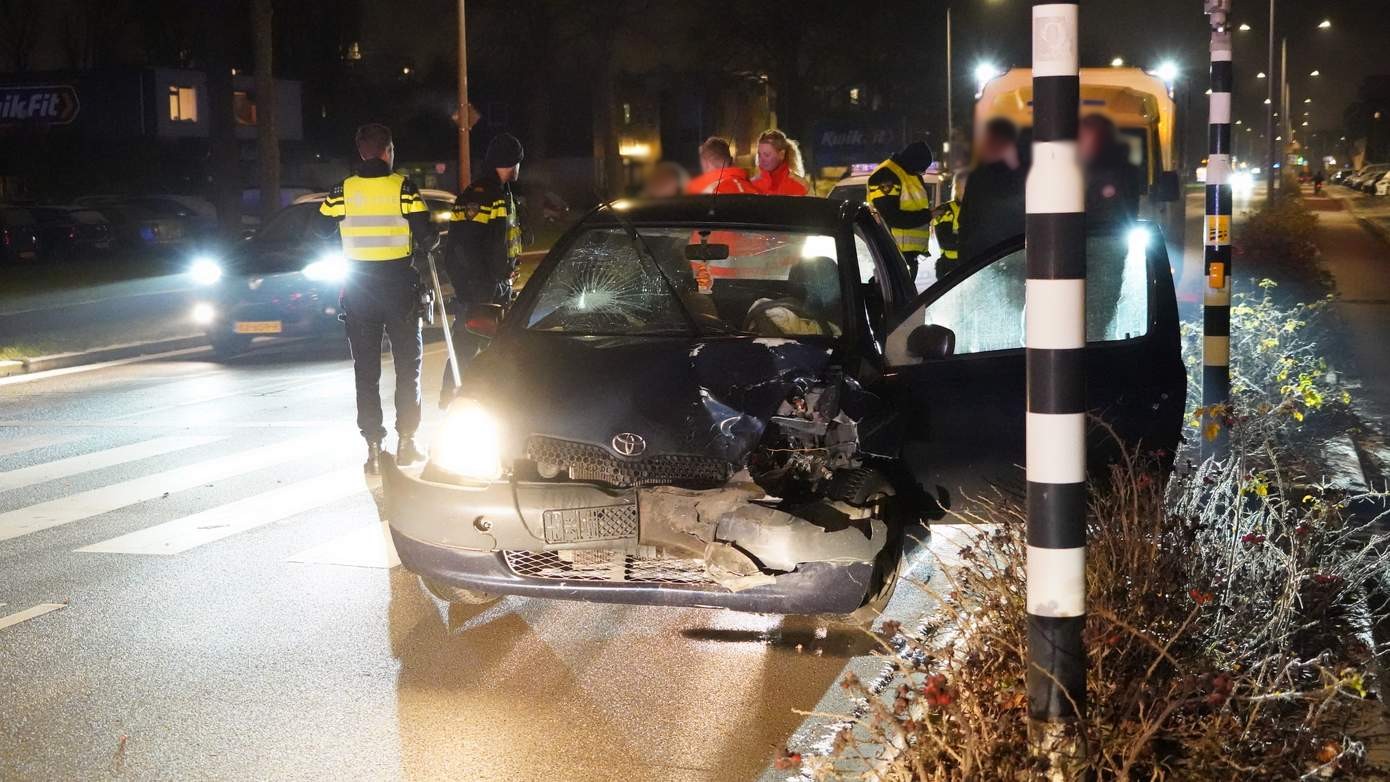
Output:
[430, 398, 504, 481]
[189, 257, 223, 285]
[303, 253, 349, 282]
[1231, 171, 1254, 196]
[190, 302, 216, 325]
[1126, 227, 1151, 258]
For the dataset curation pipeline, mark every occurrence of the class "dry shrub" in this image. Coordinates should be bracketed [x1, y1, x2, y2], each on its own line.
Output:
[799, 287, 1388, 779]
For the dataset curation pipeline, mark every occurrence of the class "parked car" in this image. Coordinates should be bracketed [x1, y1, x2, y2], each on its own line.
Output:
[186, 198, 348, 358]
[1347, 164, 1389, 191]
[1373, 170, 1390, 197]
[32, 206, 115, 260]
[383, 195, 1186, 619]
[1329, 168, 1354, 185]
[78, 201, 186, 251]
[0, 206, 41, 263]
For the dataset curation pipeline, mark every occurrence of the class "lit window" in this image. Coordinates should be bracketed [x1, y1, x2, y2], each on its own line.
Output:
[233, 91, 257, 125]
[168, 85, 198, 122]
[849, 87, 861, 105]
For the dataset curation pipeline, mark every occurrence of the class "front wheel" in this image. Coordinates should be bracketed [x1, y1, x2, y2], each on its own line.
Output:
[420, 576, 501, 606]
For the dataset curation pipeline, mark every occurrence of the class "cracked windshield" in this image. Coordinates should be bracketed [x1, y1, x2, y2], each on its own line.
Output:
[525, 227, 843, 337]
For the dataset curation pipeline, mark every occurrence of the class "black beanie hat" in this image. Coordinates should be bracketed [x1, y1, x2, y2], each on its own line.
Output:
[895, 141, 934, 173]
[484, 133, 525, 168]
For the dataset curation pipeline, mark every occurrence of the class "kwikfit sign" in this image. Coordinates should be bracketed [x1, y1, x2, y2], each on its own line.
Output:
[0, 85, 80, 126]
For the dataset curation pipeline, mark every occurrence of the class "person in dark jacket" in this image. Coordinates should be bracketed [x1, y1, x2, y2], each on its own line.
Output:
[957, 118, 1027, 262]
[866, 141, 936, 277]
[439, 133, 524, 408]
[1079, 113, 1141, 225]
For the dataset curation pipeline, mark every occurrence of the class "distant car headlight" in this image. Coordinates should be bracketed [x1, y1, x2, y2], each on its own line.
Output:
[190, 302, 216, 325]
[1231, 171, 1254, 196]
[189, 256, 223, 285]
[430, 398, 504, 481]
[303, 253, 349, 282]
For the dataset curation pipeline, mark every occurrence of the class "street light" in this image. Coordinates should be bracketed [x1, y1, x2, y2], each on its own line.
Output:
[1111, 56, 1124, 67]
[1309, 69, 1320, 77]
[1239, 22, 1251, 31]
[1256, 71, 1266, 78]
[1317, 18, 1331, 29]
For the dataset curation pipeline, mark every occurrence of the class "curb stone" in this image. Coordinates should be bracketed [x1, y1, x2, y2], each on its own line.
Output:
[0, 335, 209, 378]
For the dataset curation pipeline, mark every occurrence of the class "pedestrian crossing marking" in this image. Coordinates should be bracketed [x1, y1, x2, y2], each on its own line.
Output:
[0, 436, 223, 493]
[0, 602, 66, 631]
[0, 434, 352, 543]
[287, 520, 400, 569]
[78, 467, 366, 556]
[0, 432, 84, 459]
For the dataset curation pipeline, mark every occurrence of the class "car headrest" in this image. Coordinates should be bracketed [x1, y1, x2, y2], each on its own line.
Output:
[787, 256, 839, 312]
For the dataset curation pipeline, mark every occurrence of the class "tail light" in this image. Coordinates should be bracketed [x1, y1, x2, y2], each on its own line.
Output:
[2, 229, 10, 247]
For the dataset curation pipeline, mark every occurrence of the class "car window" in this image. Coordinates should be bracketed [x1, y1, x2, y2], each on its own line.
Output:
[922, 230, 1151, 355]
[257, 204, 317, 243]
[525, 226, 843, 339]
[69, 210, 107, 225]
[1, 208, 36, 226]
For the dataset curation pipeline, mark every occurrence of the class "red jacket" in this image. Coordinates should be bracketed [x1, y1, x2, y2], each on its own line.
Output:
[750, 163, 809, 196]
[686, 167, 754, 195]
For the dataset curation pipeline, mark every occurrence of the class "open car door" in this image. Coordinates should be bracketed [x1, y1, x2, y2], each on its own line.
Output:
[883, 224, 1185, 515]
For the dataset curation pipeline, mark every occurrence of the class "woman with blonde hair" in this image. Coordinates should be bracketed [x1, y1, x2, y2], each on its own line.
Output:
[750, 129, 810, 196]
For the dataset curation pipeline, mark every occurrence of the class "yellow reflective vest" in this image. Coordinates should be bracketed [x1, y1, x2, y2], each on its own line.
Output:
[931, 200, 961, 262]
[320, 170, 429, 261]
[866, 158, 933, 254]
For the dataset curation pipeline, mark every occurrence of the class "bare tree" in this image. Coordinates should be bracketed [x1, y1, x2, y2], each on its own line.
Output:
[252, 0, 280, 223]
[0, 0, 43, 71]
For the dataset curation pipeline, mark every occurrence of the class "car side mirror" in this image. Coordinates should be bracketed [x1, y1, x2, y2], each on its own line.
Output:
[1152, 171, 1181, 203]
[464, 303, 503, 339]
[906, 324, 955, 360]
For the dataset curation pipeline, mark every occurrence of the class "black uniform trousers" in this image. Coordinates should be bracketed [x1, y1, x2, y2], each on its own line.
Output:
[342, 259, 422, 442]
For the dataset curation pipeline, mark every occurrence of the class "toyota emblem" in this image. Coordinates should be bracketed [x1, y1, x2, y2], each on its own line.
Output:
[611, 432, 646, 457]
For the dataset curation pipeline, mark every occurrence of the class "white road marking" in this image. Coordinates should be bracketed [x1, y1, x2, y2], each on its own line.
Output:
[0, 436, 223, 492]
[0, 432, 83, 458]
[0, 602, 66, 631]
[79, 467, 366, 555]
[0, 346, 211, 388]
[0, 433, 352, 543]
[287, 521, 400, 569]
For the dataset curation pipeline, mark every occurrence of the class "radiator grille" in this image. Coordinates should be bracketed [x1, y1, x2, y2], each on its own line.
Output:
[503, 549, 718, 586]
[527, 436, 730, 488]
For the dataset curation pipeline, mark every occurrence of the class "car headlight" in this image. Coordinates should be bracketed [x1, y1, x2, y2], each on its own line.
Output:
[189, 256, 223, 285]
[303, 253, 349, 282]
[430, 398, 504, 481]
[190, 302, 216, 325]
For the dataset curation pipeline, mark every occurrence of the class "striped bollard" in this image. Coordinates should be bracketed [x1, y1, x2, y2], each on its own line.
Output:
[1025, 0, 1087, 757]
[1203, 0, 1234, 460]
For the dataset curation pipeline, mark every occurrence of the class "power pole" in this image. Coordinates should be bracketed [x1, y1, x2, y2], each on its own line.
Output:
[252, 0, 279, 224]
[457, 0, 471, 190]
[1025, 1, 1087, 772]
[1264, 0, 1276, 204]
[1203, 0, 1234, 460]
[945, 4, 953, 168]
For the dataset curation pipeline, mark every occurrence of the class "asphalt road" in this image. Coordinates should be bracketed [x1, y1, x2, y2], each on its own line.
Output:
[0, 336, 941, 781]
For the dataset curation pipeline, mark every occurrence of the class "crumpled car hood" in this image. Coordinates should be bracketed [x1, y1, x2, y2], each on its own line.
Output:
[463, 332, 835, 464]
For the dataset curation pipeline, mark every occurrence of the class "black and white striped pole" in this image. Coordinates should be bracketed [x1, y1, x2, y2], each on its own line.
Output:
[1025, 0, 1087, 757]
[1203, 0, 1234, 460]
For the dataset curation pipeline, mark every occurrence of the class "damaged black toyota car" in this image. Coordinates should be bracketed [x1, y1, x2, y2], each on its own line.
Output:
[384, 195, 1185, 619]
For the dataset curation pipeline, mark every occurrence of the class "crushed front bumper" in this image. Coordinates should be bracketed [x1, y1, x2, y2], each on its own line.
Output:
[382, 457, 887, 615]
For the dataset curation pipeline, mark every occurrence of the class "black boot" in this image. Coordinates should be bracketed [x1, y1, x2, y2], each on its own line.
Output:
[397, 435, 425, 466]
[363, 441, 382, 475]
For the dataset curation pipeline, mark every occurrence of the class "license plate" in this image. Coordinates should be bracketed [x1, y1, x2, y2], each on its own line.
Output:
[234, 321, 282, 334]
